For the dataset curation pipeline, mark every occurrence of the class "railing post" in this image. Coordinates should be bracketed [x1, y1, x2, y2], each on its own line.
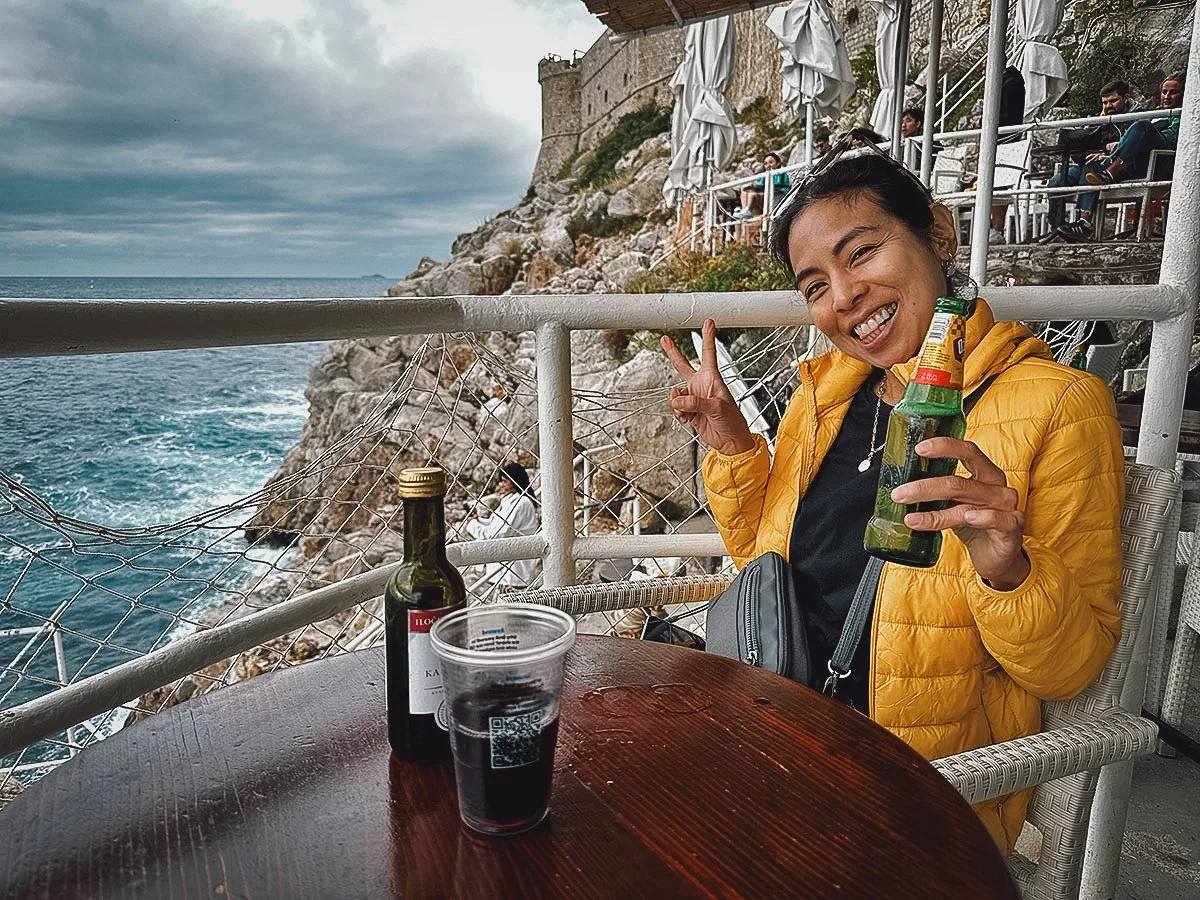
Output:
[921, 0, 945, 186]
[581, 454, 591, 536]
[889, 0, 913, 156]
[968, 0, 1011, 285]
[51, 626, 78, 757]
[535, 321, 576, 587]
[1082, 6, 1200, 895]
[805, 102, 815, 165]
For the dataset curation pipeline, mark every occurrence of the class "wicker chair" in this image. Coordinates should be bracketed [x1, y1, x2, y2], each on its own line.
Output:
[508, 463, 1175, 900]
[932, 462, 1174, 898]
[1160, 471, 1200, 753]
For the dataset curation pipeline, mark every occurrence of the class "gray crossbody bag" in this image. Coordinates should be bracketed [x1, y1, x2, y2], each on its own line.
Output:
[705, 550, 880, 700]
[705, 373, 999, 700]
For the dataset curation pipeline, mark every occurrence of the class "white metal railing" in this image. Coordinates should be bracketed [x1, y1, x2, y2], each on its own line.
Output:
[0, 281, 1190, 764]
[694, 107, 1184, 255]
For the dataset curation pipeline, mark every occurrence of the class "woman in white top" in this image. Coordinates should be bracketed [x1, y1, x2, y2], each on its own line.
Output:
[464, 463, 539, 588]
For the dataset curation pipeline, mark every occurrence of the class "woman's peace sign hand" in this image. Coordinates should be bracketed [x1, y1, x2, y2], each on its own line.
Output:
[661, 319, 756, 456]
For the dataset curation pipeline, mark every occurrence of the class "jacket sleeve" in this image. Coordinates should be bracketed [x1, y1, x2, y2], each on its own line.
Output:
[964, 375, 1124, 700]
[702, 435, 772, 567]
[466, 495, 537, 541]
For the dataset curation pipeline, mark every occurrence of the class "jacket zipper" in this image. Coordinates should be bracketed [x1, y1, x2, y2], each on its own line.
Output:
[742, 566, 761, 666]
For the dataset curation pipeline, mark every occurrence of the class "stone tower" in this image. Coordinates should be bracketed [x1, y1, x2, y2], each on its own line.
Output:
[531, 55, 582, 184]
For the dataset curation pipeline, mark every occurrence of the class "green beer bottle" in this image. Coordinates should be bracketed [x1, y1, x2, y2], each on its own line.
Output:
[864, 296, 971, 568]
[385, 467, 466, 762]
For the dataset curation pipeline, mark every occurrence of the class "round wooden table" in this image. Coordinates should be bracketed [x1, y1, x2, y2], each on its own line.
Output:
[0, 638, 1018, 899]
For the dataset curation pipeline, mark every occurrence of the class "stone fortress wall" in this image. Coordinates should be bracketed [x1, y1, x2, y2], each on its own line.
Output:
[529, 1, 969, 184]
[532, 8, 795, 183]
[531, 0, 1192, 185]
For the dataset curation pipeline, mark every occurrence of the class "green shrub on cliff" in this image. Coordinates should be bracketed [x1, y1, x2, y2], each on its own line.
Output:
[566, 208, 642, 240]
[577, 102, 672, 188]
[626, 244, 792, 294]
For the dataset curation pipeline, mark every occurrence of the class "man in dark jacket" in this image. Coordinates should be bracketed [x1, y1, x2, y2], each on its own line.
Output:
[1047, 81, 1140, 230]
[1057, 72, 1184, 240]
[1086, 72, 1184, 184]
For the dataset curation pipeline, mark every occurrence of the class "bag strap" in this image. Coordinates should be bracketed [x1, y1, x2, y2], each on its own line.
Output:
[822, 371, 1002, 701]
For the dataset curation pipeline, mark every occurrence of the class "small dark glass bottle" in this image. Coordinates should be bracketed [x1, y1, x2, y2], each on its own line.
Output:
[385, 467, 465, 762]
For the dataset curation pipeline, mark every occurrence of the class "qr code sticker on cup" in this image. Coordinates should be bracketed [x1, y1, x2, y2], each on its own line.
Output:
[489, 710, 542, 769]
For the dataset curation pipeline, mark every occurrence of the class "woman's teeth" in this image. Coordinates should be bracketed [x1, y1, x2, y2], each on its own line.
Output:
[853, 303, 898, 342]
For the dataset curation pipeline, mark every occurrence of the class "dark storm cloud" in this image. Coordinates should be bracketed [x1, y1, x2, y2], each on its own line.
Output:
[0, 0, 540, 276]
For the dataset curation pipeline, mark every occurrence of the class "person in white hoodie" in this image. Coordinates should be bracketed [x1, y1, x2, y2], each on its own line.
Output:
[464, 463, 539, 589]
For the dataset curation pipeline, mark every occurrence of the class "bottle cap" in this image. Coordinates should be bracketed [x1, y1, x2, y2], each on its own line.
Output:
[398, 467, 447, 499]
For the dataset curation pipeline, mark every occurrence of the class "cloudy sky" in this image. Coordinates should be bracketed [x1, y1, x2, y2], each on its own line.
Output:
[0, 0, 605, 277]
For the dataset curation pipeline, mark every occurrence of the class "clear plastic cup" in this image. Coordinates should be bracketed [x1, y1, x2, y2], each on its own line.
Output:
[430, 603, 576, 835]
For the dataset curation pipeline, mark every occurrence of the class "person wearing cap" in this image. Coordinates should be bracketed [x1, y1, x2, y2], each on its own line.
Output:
[464, 463, 539, 589]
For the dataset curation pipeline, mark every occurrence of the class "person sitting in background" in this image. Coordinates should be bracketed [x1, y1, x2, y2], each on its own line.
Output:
[1048, 80, 1141, 233]
[464, 463, 539, 589]
[959, 69, 1025, 243]
[1085, 71, 1184, 187]
[812, 129, 832, 159]
[900, 106, 944, 159]
[736, 152, 791, 219]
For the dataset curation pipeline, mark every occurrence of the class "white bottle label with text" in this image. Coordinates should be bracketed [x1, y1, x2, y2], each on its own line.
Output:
[408, 609, 451, 727]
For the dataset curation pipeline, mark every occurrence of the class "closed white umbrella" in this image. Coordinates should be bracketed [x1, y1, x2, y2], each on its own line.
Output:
[1016, 0, 1068, 119]
[765, 0, 855, 120]
[766, 0, 855, 162]
[868, 0, 902, 138]
[662, 17, 739, 204]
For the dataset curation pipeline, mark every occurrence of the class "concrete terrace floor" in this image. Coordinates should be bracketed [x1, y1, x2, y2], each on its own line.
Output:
[1120, 750, 1200, 899]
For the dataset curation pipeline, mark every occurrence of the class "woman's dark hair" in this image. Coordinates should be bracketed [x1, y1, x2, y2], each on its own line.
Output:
[767, 151, 937, 277]
[763, 151, 782, 167]
[499, 462, 532, 495]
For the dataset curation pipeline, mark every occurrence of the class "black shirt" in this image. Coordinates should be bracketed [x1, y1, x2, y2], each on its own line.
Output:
[788, 377, 890, 713]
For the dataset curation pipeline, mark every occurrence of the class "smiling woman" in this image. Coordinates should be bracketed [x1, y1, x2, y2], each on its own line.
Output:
[661, 139, 1126, 855]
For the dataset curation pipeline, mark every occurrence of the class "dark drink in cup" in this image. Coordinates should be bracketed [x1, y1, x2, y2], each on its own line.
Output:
[451, 683, 560, 833]
[430, 604, 576, 837]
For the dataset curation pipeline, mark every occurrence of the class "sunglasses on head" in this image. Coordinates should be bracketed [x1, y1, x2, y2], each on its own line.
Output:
[770, 131, 933, 225]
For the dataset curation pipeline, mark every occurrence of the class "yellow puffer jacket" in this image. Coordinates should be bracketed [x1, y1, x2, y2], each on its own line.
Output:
[703, 300, 1123, 853]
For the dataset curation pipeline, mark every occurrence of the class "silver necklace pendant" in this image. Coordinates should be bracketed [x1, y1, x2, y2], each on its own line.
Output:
[858, 389, 884, 473]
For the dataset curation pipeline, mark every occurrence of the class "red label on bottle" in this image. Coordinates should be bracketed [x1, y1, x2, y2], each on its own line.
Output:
[407, 610, 444, 634]
[912, 366, 959, 387]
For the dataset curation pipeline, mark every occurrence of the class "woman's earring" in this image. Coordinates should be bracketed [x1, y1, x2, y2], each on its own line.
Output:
[944, 258, 979, 306]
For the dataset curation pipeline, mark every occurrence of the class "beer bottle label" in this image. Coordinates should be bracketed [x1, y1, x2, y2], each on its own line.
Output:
[912, 311, 966, 388]
[407, 608, 454, 726]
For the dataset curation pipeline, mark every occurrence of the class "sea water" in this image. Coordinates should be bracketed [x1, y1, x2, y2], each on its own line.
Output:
[0, 276, 389, 771]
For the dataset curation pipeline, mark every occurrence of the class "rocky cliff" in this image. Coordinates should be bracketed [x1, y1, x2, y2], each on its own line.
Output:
[137, 121, 745, 716]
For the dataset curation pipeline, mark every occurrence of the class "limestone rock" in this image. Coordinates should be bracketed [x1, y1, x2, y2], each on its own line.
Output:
[538, 214, 576, 267]
[386, 279, 421, 297]
[406, 256, 440, 279]
[608, 158, 668, 218]
[602, 250, 650, 287]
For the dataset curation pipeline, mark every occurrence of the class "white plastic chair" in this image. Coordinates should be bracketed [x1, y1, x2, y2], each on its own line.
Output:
[1093, 149, 1175, 241]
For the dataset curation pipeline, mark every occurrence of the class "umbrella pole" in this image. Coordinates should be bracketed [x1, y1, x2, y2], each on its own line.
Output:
[920, 0, 945, 185]
[890, 0, 913, 158]
[968, 0, 1010, 284]
[805, 103, 815, 165]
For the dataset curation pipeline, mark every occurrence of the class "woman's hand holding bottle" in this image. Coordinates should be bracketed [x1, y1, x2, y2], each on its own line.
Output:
[662, 319, 755, 456]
